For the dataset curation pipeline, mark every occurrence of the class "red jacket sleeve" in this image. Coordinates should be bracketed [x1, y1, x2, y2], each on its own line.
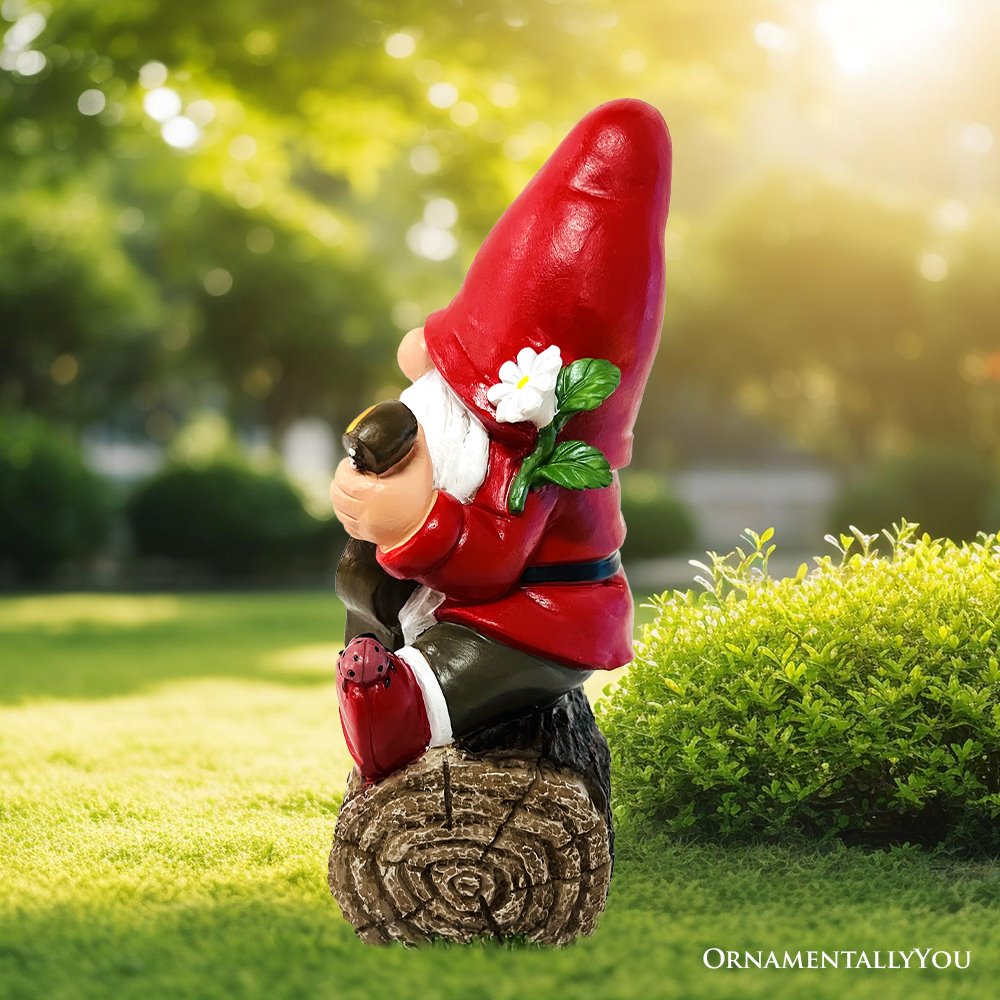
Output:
[376, 486, 557, 603]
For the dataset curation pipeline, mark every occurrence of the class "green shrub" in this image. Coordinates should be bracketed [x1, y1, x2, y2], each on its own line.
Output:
[830, 447, 995, 543]
[598, 523, 1000, 851]
[126, 458, 342, 575]
[620, 471, 696, 560]
[0, 416, 111, 582]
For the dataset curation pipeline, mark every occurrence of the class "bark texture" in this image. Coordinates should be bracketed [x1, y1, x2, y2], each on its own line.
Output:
[328, 689, 613, 945]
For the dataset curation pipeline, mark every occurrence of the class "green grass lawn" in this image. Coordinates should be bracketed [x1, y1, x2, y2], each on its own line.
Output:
[1, 592, 997, 1000]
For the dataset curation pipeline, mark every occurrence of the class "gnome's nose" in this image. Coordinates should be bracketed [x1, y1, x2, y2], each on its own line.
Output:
[566, 99, 671, 204]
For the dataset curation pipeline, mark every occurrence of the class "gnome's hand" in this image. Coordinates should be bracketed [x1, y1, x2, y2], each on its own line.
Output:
[331, 426, 436, 550]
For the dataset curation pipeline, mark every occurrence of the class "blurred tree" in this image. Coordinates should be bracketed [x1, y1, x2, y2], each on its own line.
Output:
[829, 445, 996, 542]
[151, 196, 397, 438]
[643, 175, 1000, 464]
[125, 456, 343, 576]
[935, 216, 1000, 456]
[0, 187, 164, 422]
[0, 0, 779, 440]
[2, 0, 999, 471]
[0, 414, 111, 581]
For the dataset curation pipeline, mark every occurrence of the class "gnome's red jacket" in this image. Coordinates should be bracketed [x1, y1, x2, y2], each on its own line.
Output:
[378, 99, 672, 671]
[377, 440, 631, 670]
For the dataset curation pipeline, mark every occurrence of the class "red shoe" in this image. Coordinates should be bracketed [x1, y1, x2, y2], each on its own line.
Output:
[336, 634, 431, 783]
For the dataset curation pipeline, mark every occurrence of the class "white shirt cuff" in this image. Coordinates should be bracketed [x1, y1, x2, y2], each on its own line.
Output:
[396, 645, 453, 747]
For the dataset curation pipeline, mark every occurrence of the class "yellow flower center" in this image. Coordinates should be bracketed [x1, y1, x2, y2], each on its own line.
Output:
[516, 375, 531, 389]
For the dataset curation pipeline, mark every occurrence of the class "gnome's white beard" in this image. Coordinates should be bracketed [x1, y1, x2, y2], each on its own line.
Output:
[399, 369, 489, 504]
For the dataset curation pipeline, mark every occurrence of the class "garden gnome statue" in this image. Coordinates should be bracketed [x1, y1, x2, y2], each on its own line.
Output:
[328, 98, 672, 946]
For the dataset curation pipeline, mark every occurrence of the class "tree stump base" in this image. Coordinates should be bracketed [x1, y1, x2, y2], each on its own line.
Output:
[328, 689, 613, 946]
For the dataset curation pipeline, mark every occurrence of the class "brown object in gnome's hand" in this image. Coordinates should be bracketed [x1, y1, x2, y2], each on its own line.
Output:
[337, 398, 422, 648]
[328, 689, 613, 946]
[343, 400, 418, 475]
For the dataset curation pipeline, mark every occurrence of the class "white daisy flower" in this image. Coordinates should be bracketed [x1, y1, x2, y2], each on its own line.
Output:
[486, 345, 562, 428]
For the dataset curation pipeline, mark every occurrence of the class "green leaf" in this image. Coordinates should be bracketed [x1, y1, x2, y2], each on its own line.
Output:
[556, 358, 621, 416]
[531, 440, 612, 491]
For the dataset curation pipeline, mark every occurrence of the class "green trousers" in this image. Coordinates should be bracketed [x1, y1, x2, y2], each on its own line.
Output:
[411, 622, 591, 737]
[337, 540, 589, 738]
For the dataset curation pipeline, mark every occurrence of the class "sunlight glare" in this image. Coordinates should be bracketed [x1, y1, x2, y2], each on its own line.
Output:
[161, 115, 200, 149]
[262, 643, 343, 674]
[427, 81, 458, 109]
[423, 197, 458, 229]
[449, 101, 478, 126]
[14, 48, 44, 74]
[143, 86, 182, 122]
[408, 144, 440, 174]
[817, 0, 951, 77]
[77, 88, 106, 116]
[384, 32, 415, 59]
[932, 200, 969, 232]
[961, 122, 994, 154]
[754, 22, 798, 54]
[917, 252, 948, 282]
[0, 594, 181, 629]
[406, 221, 457, 261]
[139, 60, 168, 88]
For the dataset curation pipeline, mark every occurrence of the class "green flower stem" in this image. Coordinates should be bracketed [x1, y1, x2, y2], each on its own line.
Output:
[507, 421, 557, 514]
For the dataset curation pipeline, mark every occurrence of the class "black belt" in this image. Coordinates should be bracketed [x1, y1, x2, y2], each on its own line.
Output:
[520, 551, 622, 585]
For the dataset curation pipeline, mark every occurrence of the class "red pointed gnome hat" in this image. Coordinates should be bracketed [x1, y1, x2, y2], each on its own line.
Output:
[423, 98, 671, 468]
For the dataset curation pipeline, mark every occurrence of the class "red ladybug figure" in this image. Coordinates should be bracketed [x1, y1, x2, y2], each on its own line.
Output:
[332, 99, 672, 783]
[337, 636, 430, 782]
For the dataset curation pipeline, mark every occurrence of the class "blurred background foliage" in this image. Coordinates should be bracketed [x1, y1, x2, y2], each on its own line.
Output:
[1, 0, 1000, 581]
